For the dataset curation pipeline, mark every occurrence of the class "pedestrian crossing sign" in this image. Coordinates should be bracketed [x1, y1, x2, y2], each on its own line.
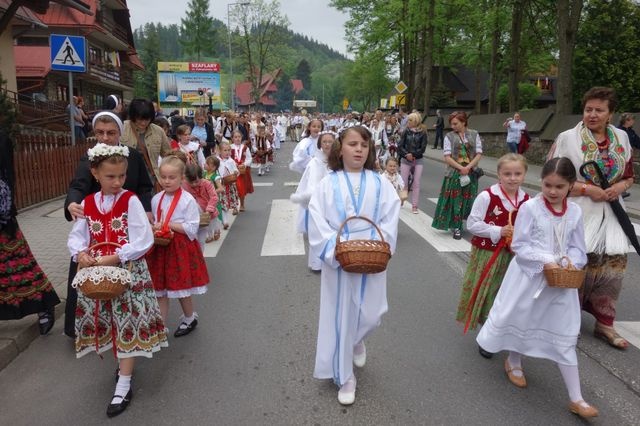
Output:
[50, 34, 86, 72]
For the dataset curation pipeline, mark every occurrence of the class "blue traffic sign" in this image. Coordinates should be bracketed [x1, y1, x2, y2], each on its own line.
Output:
[50, 34, 86, 72]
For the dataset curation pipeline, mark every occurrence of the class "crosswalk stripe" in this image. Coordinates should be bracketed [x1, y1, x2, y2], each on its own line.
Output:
[284, 182, 299, 187]
[260, 199, 305, 256]
[399, 204, 471, 252]
[202, 213, 237, 258]
[614, 321, 640, 350]
[252, 182, 274, 187]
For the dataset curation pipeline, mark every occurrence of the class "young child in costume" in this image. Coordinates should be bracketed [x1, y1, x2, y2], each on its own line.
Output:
[175, 124, 206, 169]
[230, 130, 253, 212]
[182, 163, 218, 251]
[308, 126, 400, 406]
[381, 157, 405, 199]
[204, 155, 224, 241]
[290, 131, 336, 272]
[476, 157, 598, 419]
[289, 118, 324, 173]
[252, 123, 273, 176]
[146, 155, 209, 338]
[67, 143, 167, 418]
[455, 154, 529, 357]
[217, 140, 240, 226]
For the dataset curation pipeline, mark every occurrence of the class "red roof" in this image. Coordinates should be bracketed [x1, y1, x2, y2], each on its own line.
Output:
[14, 46, 51, 78]
[34, 1, 96, 26]
[236, 69, 306, 107]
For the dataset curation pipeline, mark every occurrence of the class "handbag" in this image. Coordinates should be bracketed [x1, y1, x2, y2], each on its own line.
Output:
[398, 189, 409, 202]
[154, 188, 181, 246]
[471, 167, 484, 179]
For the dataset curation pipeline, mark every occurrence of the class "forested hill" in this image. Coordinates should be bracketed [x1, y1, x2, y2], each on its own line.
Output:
[133, 18, 352, 111]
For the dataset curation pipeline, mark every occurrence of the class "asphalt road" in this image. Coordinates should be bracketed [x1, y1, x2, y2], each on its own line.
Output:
[1, 143, 640, 425]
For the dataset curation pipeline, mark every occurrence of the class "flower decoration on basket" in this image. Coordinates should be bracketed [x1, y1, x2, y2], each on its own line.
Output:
[87, 143, 129, 162]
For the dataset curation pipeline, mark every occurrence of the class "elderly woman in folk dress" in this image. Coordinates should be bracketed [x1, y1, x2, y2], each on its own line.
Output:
[432, 111, 483, 239]
[550, 87, 635, 349]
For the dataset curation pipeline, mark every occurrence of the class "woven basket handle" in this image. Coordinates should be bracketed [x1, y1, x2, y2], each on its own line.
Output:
[559, 255, 575, 269]
[80, 241, 133, 272]
[336, 216, 386, 245]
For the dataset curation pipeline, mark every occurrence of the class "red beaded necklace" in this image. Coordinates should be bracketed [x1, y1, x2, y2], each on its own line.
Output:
[543, 196, 567, 217]
[499, 184, 519, 209]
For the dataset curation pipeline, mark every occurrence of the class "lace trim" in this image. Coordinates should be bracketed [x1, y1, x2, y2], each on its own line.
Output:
[71, 266, 132, 288]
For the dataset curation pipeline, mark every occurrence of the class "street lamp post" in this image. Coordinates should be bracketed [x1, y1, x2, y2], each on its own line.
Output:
[206, 89, 214, 113]
[227, 2, 250, 111]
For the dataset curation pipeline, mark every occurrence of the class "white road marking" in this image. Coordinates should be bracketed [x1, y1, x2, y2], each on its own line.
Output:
[399, 204, 471, 252]
[614, 321, 640, 350]
[284, 182, 299, 187]
[260, 199, 305, 256]
[252, 182, 274, 187]
[202, 213, 237, 258]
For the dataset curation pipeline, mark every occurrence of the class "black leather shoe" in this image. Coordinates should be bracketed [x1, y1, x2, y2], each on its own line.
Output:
[106, 389, 132, 418]
[38, 310, 55, 335]
[174, 319, 198, 337]
[478, 345, 494, 359]
[453, 229, 462, 240]
[622, 191, 630, 199]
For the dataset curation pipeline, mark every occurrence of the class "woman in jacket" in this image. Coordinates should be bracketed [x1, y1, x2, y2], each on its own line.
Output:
[397, 112, 428, 213]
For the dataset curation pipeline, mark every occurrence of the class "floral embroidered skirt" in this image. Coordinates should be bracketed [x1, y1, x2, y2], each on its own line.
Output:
[432, 171, 479, 231]
[146, 232, 209, 298]
[455, 247, 513, 330]
[75, 259, 168, 358]
[220, 183, 239, 211]
[0, 229, 60, 320]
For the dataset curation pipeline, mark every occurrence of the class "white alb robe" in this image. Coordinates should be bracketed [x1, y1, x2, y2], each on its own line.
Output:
[289, 136, 318, 174]
[308, 170, 400, 385]
[476, 195, 587, 365]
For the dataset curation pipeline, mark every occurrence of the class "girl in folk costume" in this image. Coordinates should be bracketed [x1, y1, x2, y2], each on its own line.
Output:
[290, 131, 336, 272]
[477, 158, 599, 419]
[204, 155, 224, 241]
[182, 163, 218, 250]
[381, 157, 405, 200]
[455, 154, 529, 357]
[369, 118, 389, 169]
[289, 119, 324, 174]
[175, 124, 206, 169]
[67, 144, 167, 418]
[252, 123, 273, 176]
[432, 111, 483, 239]
[230, 130, 254, 212]
[308, 126, 400, 406]
[384, 115, 401, 159]
[217, 141, 240, 224]
[217, 112, 237, 143]
[146, 156, 209, 338]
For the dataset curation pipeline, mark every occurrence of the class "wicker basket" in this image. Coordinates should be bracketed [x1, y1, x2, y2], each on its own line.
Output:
[223, 174, 237, 184]
[335, 216, 391, 274]
[72, 242, 132, 300]
[154, 230, 174, 246]
[199, 211, 211, 227]
[544, 256, 586, 289]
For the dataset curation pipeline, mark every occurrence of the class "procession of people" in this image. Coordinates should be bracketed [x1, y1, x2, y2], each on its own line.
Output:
[1, 85, 638, 420]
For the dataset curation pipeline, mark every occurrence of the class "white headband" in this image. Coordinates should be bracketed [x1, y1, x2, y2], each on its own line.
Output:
[92, 111, 124, 134]
[109, 94, 119, 106]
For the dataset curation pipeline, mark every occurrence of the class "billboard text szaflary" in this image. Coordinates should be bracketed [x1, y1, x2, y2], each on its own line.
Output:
[157, 62, 221, 106]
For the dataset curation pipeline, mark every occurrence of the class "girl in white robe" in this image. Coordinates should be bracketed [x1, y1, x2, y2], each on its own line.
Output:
[289, 119, 323, 173]
[290, 131, 335, 271]
[476, 157, 598, 419]
[308, 126, 400, 406]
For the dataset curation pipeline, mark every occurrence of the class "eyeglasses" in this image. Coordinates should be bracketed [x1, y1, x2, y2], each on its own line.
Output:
[94, 130, 119, 137]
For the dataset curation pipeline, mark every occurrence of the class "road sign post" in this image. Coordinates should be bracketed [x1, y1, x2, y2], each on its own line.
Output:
[50, 34, 86, 145]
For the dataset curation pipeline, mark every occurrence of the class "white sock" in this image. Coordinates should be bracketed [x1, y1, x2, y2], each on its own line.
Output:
[179, 313, 198, 328]
[558, 363, 583, 402]
[111, 374, 131, 404]
[507, 352, 523, 377]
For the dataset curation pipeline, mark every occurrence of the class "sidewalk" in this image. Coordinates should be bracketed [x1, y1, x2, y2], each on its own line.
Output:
[423, 147, 640, 220]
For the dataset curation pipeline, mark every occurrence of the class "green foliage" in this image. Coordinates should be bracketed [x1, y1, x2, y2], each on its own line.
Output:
[296, 59, 312, 92]
[0, 71, 17, 137]
[275, 70, 294, 111]
[344, 50, 393, 111]
[497, 82, 540, 111]
[179, 0, 217, 61]
[572, 0, 640, 112]
[134, 23, 161, 99]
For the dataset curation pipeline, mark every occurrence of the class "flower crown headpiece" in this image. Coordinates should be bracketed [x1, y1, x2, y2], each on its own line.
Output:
[87, 143, 129, 162]
[318, 130, 338, 138]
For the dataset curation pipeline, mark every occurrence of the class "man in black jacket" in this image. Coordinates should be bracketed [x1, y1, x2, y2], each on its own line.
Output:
[63, 111, 153, 337]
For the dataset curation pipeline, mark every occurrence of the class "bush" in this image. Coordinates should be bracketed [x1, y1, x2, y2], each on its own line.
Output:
[498, 82, 541, 111]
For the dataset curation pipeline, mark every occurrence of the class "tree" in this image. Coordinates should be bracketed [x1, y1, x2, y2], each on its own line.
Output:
[296, 59, 312, 92]
[231, 0, 290, 107]
[275, 71, 294, 111]
[180, 0, 217, 61]
[556, 0, 583, 115]
[134, 23, 161, 99]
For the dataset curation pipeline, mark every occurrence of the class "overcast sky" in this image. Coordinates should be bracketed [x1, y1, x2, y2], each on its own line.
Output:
[127, 0, 351, 57]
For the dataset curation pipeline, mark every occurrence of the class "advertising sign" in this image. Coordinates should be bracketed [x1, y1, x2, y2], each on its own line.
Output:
[157, 62, 221, 106]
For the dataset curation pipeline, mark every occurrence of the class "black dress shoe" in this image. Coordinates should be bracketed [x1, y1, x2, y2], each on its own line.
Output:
[452, 229, 462, 240]
[478, 345, 494, 359]
[622, 191, 630, 199]
[106, 389, 132, 418]
[38, 310, 55, 335]
[174, 319, 198, 337]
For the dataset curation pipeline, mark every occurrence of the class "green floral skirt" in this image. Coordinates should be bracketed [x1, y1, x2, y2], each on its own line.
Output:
[432, 171, 478, 231]
[455, 246, 512, 330]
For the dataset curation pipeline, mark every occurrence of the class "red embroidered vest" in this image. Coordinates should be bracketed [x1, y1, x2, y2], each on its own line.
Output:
[83, 191, 135, 256]
[470, 188, 529, 250]
[231, 144, 248, 165]
[255, 136, 268, 151]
